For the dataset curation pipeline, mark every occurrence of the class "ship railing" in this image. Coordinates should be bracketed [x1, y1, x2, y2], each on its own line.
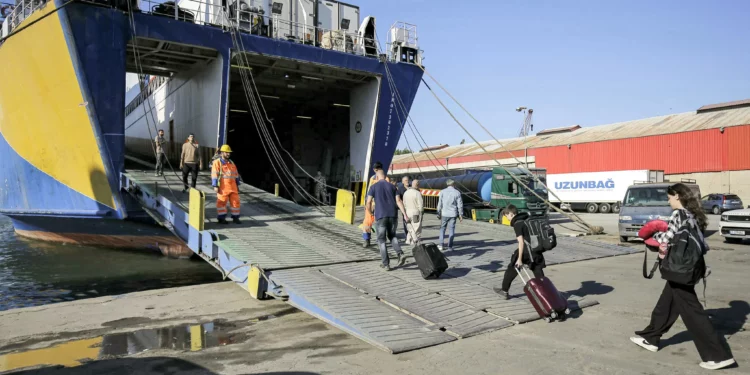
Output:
[1, 0, 49, 38]
[136, 0, 379, 59]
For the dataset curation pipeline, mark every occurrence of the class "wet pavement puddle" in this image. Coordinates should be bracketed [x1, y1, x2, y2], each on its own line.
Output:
[0, 316, 276, 373]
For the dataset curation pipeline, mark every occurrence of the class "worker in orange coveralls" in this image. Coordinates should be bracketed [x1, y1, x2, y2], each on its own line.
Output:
[359, 161, 390, 247]
[211, 145, 242, 224]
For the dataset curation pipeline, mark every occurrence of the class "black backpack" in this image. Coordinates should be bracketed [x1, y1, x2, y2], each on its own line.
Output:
[523, 216, 557, 254]
[659, 214, 708, 286]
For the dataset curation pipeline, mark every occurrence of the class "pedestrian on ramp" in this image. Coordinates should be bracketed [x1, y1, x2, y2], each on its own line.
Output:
[436, 178, 463, 251]
[211, 145, 242, 224]
[366, 170, 408, 271]
[493, 205, 545, 300]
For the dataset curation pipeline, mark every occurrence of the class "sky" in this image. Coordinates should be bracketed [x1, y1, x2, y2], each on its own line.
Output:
[364, 0, 750, 150]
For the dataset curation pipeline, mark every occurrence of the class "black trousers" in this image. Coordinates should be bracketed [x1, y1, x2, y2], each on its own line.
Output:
[501, 250, 545, 292]
[635, 281, 731, 362]
[182, 163, 199, 189]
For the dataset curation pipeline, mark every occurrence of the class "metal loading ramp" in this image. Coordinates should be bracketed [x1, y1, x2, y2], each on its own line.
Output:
[121, 168, 639, 353]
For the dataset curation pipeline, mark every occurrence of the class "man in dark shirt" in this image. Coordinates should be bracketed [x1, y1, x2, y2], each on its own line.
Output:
[367, 171, 409, 270]
[494, 204, 546, 299]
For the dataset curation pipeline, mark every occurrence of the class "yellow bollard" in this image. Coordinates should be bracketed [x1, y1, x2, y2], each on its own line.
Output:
[335, 189, 357, 224]
[274, 183, 279, 197]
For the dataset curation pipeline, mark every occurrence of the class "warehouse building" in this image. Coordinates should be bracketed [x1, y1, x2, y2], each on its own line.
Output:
[390, 99, 750, 204]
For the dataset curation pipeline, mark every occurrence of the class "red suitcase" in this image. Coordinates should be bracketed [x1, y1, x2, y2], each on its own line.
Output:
[516, 266, 570, 322]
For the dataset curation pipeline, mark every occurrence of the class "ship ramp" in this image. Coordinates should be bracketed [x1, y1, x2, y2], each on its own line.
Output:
[121, 166, 638, 353]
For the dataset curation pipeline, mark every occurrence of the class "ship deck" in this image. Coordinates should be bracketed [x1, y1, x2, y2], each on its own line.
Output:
[121, 165, 639, 353]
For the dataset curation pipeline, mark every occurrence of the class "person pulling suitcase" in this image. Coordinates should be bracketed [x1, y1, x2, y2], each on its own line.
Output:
[493, 205, 548, 300]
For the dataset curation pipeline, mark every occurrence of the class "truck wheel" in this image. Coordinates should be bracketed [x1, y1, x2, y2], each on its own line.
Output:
[598, 203, 611, 213]
[612, 203, 620, 213]
[586, 203, 598, 213]
[712, 206, 721, 215]
[489, 218, 495, 224]
[620, 236, 628, 243]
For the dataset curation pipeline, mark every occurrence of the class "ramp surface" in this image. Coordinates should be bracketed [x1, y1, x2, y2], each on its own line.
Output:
[123, 168, 638, 353]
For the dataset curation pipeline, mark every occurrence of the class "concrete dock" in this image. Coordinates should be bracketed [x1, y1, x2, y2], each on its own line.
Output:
[1, 211, 748, 374]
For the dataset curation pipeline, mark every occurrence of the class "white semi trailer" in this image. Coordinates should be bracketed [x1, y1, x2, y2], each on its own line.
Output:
[546, 170, 665, 213]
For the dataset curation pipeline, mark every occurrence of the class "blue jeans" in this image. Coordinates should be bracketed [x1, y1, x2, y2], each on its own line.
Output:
[439, 216, 457, 248]
[375, 217, 403, 266]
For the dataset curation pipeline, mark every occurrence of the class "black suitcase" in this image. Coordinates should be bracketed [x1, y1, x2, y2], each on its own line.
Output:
[413, 242, 448, 279]
[407, 222, 448, 279]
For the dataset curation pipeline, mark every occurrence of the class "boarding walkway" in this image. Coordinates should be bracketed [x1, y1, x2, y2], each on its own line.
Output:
[121, 166, 639, 353]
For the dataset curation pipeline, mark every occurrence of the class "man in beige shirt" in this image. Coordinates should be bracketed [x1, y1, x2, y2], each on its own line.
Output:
[402, 179, 424, 245]
[180, 134, 203, 192]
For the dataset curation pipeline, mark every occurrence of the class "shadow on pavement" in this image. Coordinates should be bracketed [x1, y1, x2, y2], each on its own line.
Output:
[565, 281, 615, 298]
[9, 357, 220, 375]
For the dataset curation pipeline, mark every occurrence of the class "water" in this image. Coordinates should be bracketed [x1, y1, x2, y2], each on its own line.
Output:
[0, 215, 223, 312]
[0, 317, 271, 372]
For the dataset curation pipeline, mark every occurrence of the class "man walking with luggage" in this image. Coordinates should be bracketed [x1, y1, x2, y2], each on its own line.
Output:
[403, 179, 424, 245]
[494, 205, 546, 300]
[180, 134, 203, 193]
[436, 179, 463, 251]
[154, 129, 166, 176]
[366, 171, 408, 270]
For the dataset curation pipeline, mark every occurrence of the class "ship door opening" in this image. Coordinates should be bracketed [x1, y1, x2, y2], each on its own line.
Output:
[226, 54, 377, 203]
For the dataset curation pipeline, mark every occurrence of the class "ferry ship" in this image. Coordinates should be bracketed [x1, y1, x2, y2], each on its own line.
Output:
[0, 0, 423, 256]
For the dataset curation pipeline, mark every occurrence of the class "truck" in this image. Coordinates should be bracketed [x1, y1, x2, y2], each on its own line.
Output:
[546, 170, 665, 214]
[418, 167, 549, 223]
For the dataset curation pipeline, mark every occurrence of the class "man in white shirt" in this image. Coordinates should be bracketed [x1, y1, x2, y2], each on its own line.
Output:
[402, 179, 424, 245]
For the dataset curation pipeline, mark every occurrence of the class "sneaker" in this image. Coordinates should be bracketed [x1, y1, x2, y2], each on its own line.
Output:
[437, 245, 444, 251]
[629, 336, 658, 352]
[217, 218, 229, 225]
[379, 264, 391, 271]
[397, 254, 407, 267]
[492, 287, 509, 300]
[233, 217, 242, 224]
[363, 239, 370, 248]
[700, 359, 736, 370]
[182, 188, 188, 193]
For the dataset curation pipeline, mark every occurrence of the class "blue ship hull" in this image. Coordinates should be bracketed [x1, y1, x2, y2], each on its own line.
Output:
[0, 1, 422, 250]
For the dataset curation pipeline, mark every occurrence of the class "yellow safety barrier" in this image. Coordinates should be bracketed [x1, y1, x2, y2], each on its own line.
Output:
[274, 183, 279, 197]
[247, 265, 268, 300]
[189, 188, 205, 231]
[359, 181, 368, 206]
[471, 209, 476, 221]
[335, 189, 357, 225]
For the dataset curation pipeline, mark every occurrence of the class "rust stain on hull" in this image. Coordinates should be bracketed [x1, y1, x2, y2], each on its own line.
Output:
[15, 229, 194, 259]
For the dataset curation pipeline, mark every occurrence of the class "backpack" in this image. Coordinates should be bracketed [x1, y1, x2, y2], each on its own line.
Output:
[659, 214, 708, 286]
[523, 216, 557, 254]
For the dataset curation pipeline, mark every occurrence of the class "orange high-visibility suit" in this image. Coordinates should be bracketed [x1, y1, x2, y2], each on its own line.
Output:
[211, 158, 241, 220]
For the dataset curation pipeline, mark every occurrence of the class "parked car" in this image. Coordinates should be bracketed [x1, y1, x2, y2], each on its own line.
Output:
[701, 193, 744, 215]
[618, 182, 701, 242]
[719, 209, 750, 244]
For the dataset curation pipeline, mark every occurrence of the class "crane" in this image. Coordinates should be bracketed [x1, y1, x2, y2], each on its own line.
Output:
[516, 107, 534, 137]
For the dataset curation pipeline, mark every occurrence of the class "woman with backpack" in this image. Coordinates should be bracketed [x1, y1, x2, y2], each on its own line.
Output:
[630, 183, 735, 370]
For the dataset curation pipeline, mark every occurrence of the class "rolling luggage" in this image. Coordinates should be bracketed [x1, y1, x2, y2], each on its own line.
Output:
[516, 266, 569, 322]
[408, 223, 448, 279]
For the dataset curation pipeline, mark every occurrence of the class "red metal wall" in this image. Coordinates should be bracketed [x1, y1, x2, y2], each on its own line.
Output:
[391, 124, 750, 175]
[530, 125, 750, 174]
